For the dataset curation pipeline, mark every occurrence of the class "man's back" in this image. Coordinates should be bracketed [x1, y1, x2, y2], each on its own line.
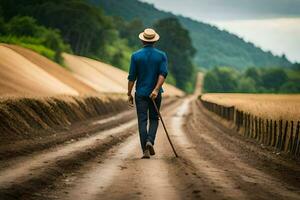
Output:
[128, 45, 168, 97]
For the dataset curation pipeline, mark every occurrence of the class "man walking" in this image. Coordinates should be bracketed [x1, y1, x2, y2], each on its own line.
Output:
[127, 28, 168, 159]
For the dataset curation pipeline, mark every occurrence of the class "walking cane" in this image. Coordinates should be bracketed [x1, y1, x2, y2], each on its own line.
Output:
[151, 99, 179, 157]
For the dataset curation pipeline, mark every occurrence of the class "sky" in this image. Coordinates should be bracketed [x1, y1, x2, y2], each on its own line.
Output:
[141, 0, 300, 62]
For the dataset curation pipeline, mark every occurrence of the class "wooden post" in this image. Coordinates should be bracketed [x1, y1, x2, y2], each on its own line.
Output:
[272, 121, 277, 147]
[292, 121, 300, 155]
[261, 119, 264, 144]
[258, 118, 262, 142]
[269, 120, 273, 146]
[248, 114, 251, 138]
[236, 110, 238, 129]
[254, 116, 258, 140]
[243, 113, 247, 136]
[287, 121, 294, 153]
[241, 111, 244, 133]
[276, 120, 283, 150]
[251, 115, 254, 138]
[266, 119, 269, 145]
[281, 121, 288, 151]
[237, 110, 240, 131]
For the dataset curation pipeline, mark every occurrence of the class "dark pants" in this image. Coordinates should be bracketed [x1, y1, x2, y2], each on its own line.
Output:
[135, 93, 162, 152]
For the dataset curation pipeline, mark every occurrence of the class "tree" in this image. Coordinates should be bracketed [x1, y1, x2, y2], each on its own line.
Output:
[245, 67, 261, 86]
[261, 68, 288, 91]
[203, 67, 239, 93]
[115, 17, 144, 49]
[279, 81, 300, 93]
[7, 16, 39, 37]
[213, 67, 238, 92]
[41, 28, 71, 63]
[292, 62, 300, 71]
[154, 17, 196, 92]
[203, 71, 221, 92]
[0, 17, 6, 34]
[237, 77, 256, 93]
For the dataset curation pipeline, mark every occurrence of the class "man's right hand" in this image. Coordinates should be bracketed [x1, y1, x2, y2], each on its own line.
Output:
[128, 94, 134, 107]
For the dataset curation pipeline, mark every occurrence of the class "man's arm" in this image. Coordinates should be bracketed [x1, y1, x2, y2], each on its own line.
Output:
[127, 81, 135, 105]
[150, 53, 168, 100]
[149, 75, 165, 100]
[127, 55, 137, 106]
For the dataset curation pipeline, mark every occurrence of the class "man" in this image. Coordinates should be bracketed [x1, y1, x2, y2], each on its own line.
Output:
[127, 28, 168, 159]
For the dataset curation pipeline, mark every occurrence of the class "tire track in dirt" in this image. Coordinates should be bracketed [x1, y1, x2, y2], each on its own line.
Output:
[170, 97, 249, 200]
[49, 99, 185, 200]
[50, 96, 256, 200]
[0, 118, 137, 199]
[0, 109, 136, 163]
[63, 135, 139, 200]
[0, 120, 136, 186]
[0, 97, 179, 199]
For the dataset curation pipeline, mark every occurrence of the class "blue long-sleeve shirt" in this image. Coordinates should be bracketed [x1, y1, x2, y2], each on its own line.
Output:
[128, 45, 168, 97]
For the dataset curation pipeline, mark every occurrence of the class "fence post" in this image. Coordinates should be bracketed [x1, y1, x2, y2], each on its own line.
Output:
[272, 121, 278, 147]
[276, 120, 283, 150]
[247, 114, 250, 138]
[292, 121, 300, 155]
[254, 116, 258, 140]
[234, 109, 238, 128]
[281, 121, 288, 151]
[230, 107, 234, 121]
[251, 115, 255, 138]
[261, 119, 264, 144]
[269, 120, 273, 146]
[243, 113, 247, 136]
[258, 118, 262, 142]
[287, 121, 294, 153]
[265, 119, 269, 145]
[237, 110, 240, 131]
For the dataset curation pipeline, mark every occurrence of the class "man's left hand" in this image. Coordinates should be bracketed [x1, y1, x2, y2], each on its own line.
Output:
[149, 89, 159, 100]
[128, 94, 134, 107]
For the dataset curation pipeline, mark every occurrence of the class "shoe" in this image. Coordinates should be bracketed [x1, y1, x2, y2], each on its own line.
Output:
[146, 141, 155, 156]
[141, 149, 150, 159]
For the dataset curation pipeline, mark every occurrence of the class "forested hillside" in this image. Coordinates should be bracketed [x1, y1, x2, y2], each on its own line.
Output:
[93, 0, 292, 69]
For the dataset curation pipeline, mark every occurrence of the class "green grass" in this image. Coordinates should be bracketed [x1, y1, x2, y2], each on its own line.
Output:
[0, 35, 56, 61]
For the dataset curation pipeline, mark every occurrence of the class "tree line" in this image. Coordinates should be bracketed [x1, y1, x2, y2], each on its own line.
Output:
[203, 66, 300, 93]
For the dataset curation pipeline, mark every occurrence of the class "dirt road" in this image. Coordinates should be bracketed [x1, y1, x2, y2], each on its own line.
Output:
[0, 92, 299, 199]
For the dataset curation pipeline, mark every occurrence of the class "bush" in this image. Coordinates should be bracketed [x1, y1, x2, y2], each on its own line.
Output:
[0, 16, 69, 64]
[7, 16, 39, 37]
[0, 35, 56, 60]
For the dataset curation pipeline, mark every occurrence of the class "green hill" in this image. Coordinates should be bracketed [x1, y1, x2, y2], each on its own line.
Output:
[91, 0, 292, 69]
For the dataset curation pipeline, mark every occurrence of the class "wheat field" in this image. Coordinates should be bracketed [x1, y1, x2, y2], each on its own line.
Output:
[201, 94, 300, 121]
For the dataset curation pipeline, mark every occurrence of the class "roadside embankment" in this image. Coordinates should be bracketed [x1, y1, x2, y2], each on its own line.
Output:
[0, 94, 128, 145]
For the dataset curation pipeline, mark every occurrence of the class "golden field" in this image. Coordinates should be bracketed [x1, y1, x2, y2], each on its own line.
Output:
[201, 94, 300, 121]
[0, 43, 184, 97]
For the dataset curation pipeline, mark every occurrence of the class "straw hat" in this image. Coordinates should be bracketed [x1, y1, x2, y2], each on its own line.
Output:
[139, 28, 160, 42]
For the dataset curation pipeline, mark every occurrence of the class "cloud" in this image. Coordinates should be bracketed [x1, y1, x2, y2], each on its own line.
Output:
[213, 18, 300, 62]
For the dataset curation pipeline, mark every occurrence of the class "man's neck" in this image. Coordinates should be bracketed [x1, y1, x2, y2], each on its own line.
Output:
[144, 44, 154, 48]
